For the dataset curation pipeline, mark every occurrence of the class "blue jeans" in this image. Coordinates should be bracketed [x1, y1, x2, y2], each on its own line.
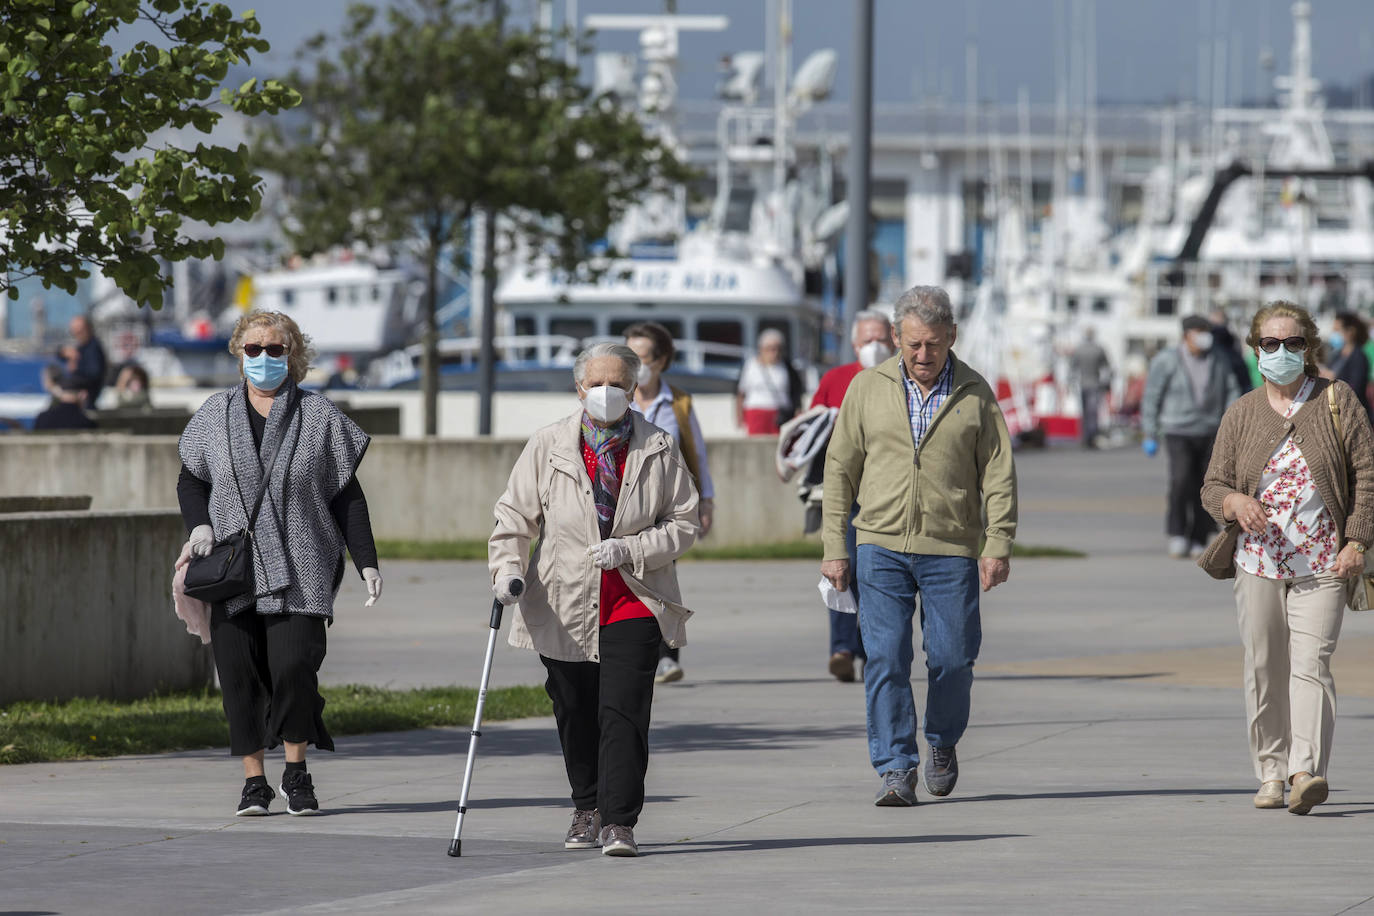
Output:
[829, 506, 865, 658]
[856, 543, 981, 774]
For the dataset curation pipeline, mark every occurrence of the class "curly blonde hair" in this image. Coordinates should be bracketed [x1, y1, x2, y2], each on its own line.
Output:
[228, 310, 316, 384]
[1245, 300, 1321, 379]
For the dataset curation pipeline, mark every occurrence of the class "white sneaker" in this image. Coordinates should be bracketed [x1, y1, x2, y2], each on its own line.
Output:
[1189, 542, 1207, 558]
[1167, 536, 1189, 559]
[654, 657, 684, 684]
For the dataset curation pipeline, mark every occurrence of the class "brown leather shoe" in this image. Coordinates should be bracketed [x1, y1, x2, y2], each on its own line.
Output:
[1288, 774, 1329, 815]
[829, 652, 856, 683]
[1253, 780, 1285, 809]
[564, 808, 600, 849]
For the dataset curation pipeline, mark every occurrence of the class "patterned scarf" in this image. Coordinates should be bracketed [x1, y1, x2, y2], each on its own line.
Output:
[581, 411, 634, 538]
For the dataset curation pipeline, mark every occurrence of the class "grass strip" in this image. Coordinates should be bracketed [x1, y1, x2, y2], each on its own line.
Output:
[377, 538, 1085, 561]
[0, 684, 551, 766]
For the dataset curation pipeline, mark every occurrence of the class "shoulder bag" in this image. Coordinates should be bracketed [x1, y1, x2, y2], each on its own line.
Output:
[1327, 383, 1374, 611]
[183, 392, 297, 603]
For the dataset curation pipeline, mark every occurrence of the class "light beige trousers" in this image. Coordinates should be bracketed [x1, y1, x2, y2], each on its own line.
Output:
[1232, 569, 1346, 783]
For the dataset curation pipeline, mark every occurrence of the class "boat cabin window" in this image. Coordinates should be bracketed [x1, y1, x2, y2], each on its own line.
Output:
[697, 319, 744, 367]
[550, 316, 597, 342]
[1091, 298, 1110, 314]
[326, 287, 338, 304]
[371, 286, 381, 302]
[513, 316, 537, 337]
[282, 290, 295, 306]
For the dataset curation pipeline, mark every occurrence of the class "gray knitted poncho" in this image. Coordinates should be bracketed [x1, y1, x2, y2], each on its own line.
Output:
[178, 379, 370, 618]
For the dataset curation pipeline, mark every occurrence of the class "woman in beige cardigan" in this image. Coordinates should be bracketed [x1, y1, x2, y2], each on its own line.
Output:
[1201, 300, 1374, 814]
[489, 342, 700, 857]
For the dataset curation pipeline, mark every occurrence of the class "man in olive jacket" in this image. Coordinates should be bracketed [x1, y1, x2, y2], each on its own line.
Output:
[821, 285, 1017, 807]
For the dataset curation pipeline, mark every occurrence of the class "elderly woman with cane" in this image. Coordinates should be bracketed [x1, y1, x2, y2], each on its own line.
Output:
[178, 310, 382, 817]
[1200, 300, 1374, 814]
[489, 342, 700, 857]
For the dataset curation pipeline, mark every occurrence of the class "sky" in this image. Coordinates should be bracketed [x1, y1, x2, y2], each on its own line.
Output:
[237, 0, 1374, 107]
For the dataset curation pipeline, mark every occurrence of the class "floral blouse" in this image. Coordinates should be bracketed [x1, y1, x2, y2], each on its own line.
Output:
[1235, 377, 1339, 579]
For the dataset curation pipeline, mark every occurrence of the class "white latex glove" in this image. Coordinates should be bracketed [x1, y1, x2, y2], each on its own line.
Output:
[189, 524, 215, 558]
[494, 575, 525, 606]
[362, 567, 383, 607]
[587, 538, 631, 570]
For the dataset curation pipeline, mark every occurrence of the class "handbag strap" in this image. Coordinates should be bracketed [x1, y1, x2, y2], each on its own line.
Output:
[1329, 383, 1348, 488]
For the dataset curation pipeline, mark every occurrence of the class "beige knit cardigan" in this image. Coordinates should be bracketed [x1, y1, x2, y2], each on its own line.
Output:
[1198, 377, 1374, 579]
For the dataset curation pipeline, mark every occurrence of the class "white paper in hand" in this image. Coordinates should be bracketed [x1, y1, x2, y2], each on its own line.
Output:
[817, 577, 857, 614]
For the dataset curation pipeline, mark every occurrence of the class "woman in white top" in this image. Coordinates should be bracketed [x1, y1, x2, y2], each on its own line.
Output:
[625, 321, 714, 685]
[736, 329, 802, 436]
[1200, 300, 1374, 815]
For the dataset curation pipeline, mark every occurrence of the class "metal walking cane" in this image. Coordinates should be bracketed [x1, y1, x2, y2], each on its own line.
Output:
[448, 580, 522, 857]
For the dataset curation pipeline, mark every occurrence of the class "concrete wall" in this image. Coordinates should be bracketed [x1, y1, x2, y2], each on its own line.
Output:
[0, 435, 807, 546]
[0, 510, 214, 704]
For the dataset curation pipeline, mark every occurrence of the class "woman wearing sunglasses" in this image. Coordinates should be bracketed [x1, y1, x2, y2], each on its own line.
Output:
[1200, 300, 1374, 814]
[177, 310, 382, 817]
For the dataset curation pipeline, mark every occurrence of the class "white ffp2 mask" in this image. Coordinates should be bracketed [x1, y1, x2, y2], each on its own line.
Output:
[636, 362, 654, 386]
[582, 385, 630, 423]
[857, 341, 895, 369]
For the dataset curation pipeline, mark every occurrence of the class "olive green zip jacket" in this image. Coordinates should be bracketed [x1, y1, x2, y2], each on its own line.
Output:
[821, 353, 1018, 562]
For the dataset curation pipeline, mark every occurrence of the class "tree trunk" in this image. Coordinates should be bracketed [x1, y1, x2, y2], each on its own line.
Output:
[422, 238, 440, 437]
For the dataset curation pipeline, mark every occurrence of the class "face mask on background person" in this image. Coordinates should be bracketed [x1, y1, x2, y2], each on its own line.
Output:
[1329, 331, 1346, 352]
[636, 362, 655, 387]
[582, 385, 630, 423]
[857, 340, 895, 369]
[244, 352, 289, 390]
[1191, 331, 1214, 352]
[1257, 347, 1306, 385]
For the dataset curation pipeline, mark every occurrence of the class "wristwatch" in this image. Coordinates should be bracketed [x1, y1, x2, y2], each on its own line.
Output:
[1356, 543, 1367, 554]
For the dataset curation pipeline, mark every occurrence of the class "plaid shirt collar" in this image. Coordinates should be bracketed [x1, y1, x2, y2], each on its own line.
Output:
[900, 356, 956, 449]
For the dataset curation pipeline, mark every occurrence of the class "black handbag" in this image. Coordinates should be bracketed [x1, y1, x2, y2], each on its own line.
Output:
[183, 393, 296, 603]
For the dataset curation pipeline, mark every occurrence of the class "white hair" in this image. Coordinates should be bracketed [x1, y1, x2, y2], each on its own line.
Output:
[573, 341, 639, 389]
[892, 285, 955, 332]
[850, 308, 893, 342]
[759, 329, 786, 348]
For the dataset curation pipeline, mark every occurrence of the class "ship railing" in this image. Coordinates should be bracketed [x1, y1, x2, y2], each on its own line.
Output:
[1141, 261, 1374, 320]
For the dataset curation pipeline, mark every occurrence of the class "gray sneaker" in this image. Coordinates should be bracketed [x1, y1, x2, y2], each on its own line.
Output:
[600, 824, 639, 857]
[565, 808, 600, 849]
[924, 745, 959, 797]
[654, 656, 684, 684]
[874, 768, 918, 807]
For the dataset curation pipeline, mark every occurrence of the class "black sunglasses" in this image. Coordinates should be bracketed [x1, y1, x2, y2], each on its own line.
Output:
[243, 343, 289, 358]
[1256, 336, 1309, 354]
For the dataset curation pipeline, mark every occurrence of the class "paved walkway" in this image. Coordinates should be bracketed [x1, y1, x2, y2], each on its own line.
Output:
[7, 448, 1374, 914]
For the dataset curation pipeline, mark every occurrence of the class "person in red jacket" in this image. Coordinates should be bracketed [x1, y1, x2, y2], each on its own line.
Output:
[810, 308, 894, 681]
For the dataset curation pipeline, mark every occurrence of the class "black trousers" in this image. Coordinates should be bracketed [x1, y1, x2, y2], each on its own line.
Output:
[210, 605, 333, 757]
[540, 616, 661, 828]
[1164, 433, 1216, 544]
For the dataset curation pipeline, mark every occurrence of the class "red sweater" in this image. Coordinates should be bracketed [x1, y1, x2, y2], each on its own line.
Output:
[582, 440, 654, 626]
[811, 362, 865, 409]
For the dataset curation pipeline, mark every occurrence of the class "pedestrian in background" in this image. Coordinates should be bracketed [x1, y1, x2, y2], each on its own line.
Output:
[32, 366, 95, 430]
[624, 321, 713, 685]
[1323, 311, 1371, 419]
[736, 329, 804, 435]
[821, 285, 1017, 807]
[57, 315, 107, 407]
[1142, 314, 1241, 558]
[1070, 326, 1112, 449]
[178, 310, 382, 818]
[810, 307, 893, 682]
[489, 342, 700, 857]
[1199, 300, 1374, 815]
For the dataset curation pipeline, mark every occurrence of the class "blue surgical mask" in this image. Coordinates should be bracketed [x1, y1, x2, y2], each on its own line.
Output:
[244, 352, 289, 390]
[1329, 332, 1346, 352]
[1257, 347, 1305, 385]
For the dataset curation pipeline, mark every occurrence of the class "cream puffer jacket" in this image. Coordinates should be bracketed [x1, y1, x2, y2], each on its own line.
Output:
[489, 410, 700, 663]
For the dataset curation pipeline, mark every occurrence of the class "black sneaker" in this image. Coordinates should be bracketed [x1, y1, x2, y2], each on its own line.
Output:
[278, 769, 321, 816]
[924, 745, 958, 797]
[236, 781, 275, 816]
